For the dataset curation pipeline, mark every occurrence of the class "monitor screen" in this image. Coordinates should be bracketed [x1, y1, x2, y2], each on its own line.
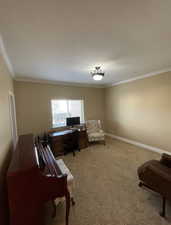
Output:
[66, 117, 80, 127]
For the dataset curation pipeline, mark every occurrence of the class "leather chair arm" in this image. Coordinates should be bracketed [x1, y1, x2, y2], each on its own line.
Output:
[160, 153, 171, 168]
[142, 164, 171, 199]
[148, 164, 171, 182]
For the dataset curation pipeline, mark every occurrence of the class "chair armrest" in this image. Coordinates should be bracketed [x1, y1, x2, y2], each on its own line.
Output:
[141, 164, 171, 195]
[160, 153, 171, 168]
[149, 164, 171, 182]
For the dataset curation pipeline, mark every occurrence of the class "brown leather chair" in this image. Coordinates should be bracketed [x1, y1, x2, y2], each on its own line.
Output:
[138, 153, 171, 217]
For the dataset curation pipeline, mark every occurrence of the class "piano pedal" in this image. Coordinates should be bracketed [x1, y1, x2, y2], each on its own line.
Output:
[71, 197, 75, 206]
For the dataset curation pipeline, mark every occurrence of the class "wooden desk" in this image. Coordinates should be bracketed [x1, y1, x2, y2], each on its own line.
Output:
[48, 129, 88, 157]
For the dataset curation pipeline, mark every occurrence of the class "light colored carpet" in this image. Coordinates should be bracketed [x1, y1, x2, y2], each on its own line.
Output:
[46, 138, 171, 225]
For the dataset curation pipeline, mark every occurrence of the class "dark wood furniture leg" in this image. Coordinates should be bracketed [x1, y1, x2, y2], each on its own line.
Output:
[139, 182, 143, 187]
[72, 150, 75, 157]
[160, 197, 166, 217]
[52, 200, 57, 218]
[139, 182, 166, 218]
[52, 195, 74, 222]
[71, 197, 75, 206]
[65, 191, 70, 225]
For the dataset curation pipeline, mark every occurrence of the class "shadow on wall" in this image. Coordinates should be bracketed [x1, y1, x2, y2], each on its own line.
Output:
[0, 143, 13, 225]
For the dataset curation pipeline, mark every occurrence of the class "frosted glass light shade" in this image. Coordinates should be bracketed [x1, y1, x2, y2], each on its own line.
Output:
[92, 74, 103, 81]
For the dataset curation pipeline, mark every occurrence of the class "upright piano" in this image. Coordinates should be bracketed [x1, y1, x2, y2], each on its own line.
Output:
[7, 134, 70, 225]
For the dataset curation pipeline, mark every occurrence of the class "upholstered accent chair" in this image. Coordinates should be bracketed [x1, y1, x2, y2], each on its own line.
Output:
[86, 120, 105, 144]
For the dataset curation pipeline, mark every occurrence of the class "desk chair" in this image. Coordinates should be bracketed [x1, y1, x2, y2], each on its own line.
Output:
[63, 129, 80, 156]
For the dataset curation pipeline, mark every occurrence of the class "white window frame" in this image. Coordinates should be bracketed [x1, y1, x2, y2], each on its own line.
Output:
[51, 99, 85, 128]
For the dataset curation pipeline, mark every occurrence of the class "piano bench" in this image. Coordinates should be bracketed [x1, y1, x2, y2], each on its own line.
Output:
[54, 159, 75, 206]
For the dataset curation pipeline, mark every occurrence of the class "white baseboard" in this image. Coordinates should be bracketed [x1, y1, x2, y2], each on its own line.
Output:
[105, 133, 171, 155]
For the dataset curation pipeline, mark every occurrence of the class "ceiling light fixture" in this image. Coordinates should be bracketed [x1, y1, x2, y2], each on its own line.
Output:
[91, 66, 104, 81]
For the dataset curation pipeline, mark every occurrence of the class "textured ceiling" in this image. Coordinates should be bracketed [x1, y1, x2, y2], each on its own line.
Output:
[0, 0, 171, 85]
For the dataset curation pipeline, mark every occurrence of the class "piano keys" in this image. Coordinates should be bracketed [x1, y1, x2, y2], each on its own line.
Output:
[7, 134, 70, 225]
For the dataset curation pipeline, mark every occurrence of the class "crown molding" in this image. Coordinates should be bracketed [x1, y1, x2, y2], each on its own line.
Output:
[0, 34, 14, 77]
[14, 77, 106, 88]
[15, 66, 171, 88]
[108, 67, 171, 87]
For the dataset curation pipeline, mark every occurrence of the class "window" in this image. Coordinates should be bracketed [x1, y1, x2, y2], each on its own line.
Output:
[51, 99, 84, 127]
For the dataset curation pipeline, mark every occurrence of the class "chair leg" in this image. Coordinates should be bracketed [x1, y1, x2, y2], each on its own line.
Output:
[160, 197, 166, 217]
[65, 191, 70, 225]
[139, 182, 143, 187]
[71, 197, 75, 206]
[138, 182, 166, 217]
[52, 200, 57, 218]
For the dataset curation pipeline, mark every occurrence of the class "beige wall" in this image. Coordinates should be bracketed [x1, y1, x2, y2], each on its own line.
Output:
[14, 81, 105, 135]
[0, 53, 13, 224]
[14, 71, 171, 151]
[105, 72, 171, 151]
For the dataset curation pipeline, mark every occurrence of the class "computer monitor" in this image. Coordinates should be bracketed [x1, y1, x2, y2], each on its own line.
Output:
[66, 117, 80, 127]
